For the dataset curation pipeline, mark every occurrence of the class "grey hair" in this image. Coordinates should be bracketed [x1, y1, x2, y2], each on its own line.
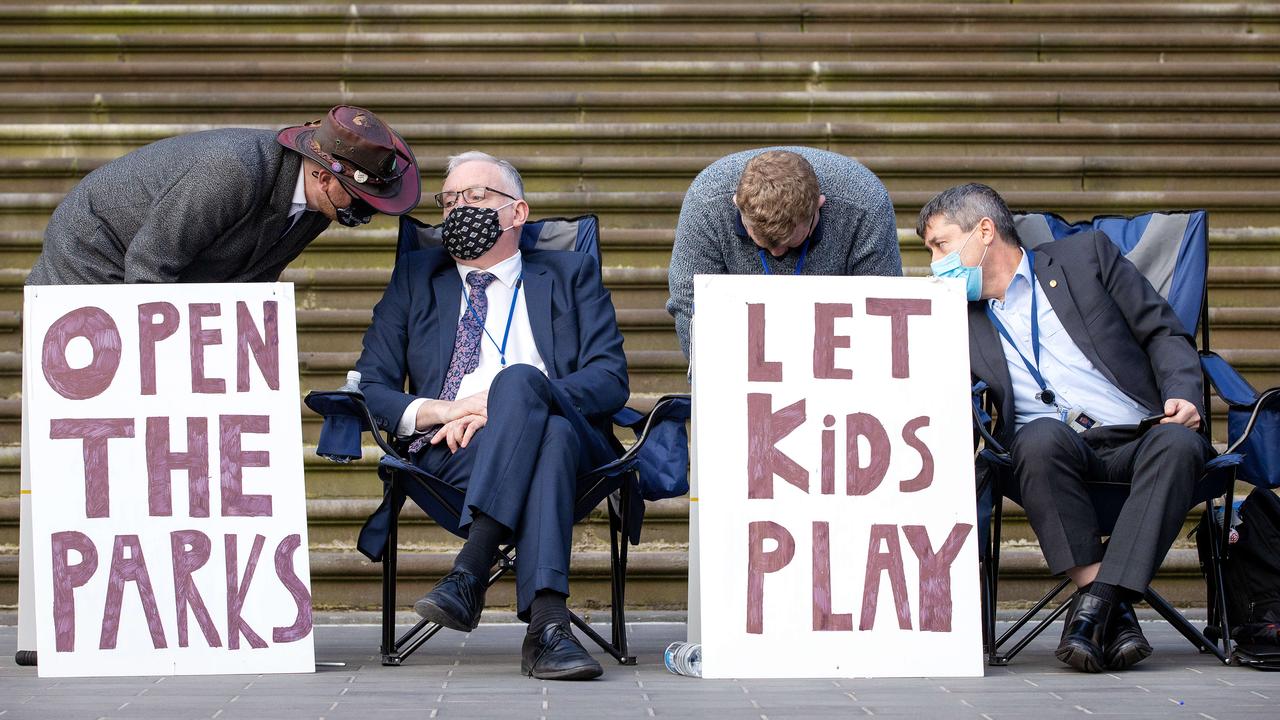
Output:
[445, 150, 525, 198]
[915, 182, 1020, 246]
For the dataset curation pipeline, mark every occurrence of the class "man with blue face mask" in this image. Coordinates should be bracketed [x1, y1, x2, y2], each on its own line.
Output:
[917, 183, 1212, 674]
[354, 151, 629, 680]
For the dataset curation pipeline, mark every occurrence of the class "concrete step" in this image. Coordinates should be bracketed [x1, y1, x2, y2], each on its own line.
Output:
[6, 122, 1280, 170]
[5, 188, 1280, 233]
[0, 543, 1215, 608]
[5, 59, 1280, 94]
[3, 301, 1278, 358]
[6, 28, 1280, 63]
[4, 3, 1278, 36]
[14, 154, 1280, 196]
[10, 89, 1280, 125]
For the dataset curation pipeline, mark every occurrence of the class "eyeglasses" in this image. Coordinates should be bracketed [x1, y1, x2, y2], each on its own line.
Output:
[433, 186, 517, 209]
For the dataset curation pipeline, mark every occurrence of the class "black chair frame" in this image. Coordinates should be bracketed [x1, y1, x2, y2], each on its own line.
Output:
[973, 377, 1250, 667]
[310, 389, 689, 667]
[975, 414, 1234, 666]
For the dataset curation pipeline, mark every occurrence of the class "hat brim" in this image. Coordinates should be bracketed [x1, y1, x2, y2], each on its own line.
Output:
[276, 124, 421, 216]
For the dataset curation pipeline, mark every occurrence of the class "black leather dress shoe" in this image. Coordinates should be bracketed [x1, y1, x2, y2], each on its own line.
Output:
[1104, 599, 1152, 670]
[1055, 591, 1111, 673]
[413, 569, 486, 632]
[521, 622, 604, 680]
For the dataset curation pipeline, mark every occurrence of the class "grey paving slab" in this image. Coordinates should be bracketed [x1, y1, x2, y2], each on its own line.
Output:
[2, 619, 1278, 719]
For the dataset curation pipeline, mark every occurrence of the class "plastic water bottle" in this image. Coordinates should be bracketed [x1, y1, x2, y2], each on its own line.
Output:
[663, 641, 702, 678]
[338, 370, 363, 395]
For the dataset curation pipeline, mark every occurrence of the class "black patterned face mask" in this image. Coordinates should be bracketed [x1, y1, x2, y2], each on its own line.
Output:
[335, 197, 375, 228]
[441, 203, 512, 260]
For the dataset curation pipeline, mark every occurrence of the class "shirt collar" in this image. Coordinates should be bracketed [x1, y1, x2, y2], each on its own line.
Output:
[989, 248, 1030, 310]
[290, 165, 308, 215]
[455, 251, 523, 289]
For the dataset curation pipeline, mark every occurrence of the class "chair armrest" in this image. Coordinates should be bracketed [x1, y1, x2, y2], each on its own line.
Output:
[971, 382, 1011, 462]
[1201, 351, 1259, 407]
[1225, 386, 1280, 456]
[303, 389, 403, 461]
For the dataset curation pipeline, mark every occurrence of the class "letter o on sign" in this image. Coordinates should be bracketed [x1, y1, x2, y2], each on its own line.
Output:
[42, 306, 122, 400]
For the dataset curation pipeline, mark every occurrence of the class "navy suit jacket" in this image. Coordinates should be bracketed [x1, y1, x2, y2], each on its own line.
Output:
[969, 230, 1203, 449]
[355, 246, 630, 460]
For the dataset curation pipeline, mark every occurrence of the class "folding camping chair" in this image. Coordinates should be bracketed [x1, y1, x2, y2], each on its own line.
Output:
[305, 213, 691, 666]
[974, 210, 1280, 666]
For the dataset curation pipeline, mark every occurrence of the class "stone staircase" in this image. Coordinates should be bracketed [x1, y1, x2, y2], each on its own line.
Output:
[1, 0, 1278, 608]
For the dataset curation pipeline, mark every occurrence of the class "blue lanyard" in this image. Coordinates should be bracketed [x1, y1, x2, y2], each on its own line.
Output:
[984, 250, 1056, 406]
[758, 238, 810, 275]
[463, 274, 522, 367]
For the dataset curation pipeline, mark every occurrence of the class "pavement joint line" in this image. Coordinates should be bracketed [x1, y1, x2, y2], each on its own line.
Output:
[328, 702, 337, 711]
[339, 688, 348, 696]
[1200, 714, 1218, 720]
[960, 699, 974, 708]
[211, 710, 223, 719]
[981, 715, 995, 720]
[1023, 678, 1039, 687]
[1105, 673, 1121, 680]
[939, 685, 951, 693]
[1186, 666, 1204, 673]
[434, 694, 443, 702]
[845, 692, 858, 701]
[1249, 691, 1269, 699]
[1048, 692, 1063, 700]
[1216, 677, 1235, 686]
[861, 706, 874, 716]
[1168, 698, 1185, 706]
[1073, 705, 1093, 715]
[1135, 684, 1151, 693]
[646, 709, 655, 718]
[429, 710, 438, 719]
[116, 703, 128, 711]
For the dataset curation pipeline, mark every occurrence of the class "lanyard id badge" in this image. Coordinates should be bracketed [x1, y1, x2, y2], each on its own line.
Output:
[985, 250, 1060, 409]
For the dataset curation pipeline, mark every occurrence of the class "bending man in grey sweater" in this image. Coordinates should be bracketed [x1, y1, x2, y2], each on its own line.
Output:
[665, 146, 902, 359]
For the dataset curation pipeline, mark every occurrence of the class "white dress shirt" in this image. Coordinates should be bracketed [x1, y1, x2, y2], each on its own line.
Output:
[988, 249, 1148, 432]
[284, 165, 309, 235]
[396, 251, 548, 436]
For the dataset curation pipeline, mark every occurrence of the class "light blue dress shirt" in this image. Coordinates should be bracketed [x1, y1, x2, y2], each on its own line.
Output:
[988, 250, 1150, 432]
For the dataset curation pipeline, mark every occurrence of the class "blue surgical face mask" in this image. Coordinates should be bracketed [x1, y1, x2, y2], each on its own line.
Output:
[930, 227, 989, 301]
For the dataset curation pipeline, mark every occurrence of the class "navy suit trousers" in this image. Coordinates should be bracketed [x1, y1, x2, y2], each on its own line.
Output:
[413, 365, 598, 616]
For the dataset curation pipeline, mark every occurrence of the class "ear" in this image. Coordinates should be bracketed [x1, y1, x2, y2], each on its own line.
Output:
[979, 217, 997, 246]
[816, 194, 827, 210]
[509, 198, 530, 229]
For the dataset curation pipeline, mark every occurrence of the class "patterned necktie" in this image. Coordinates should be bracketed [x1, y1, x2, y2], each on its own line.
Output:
[409, 270, 497, 454]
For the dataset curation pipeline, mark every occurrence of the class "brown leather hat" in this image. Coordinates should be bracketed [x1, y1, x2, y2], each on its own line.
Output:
[277, 106, 420, 215]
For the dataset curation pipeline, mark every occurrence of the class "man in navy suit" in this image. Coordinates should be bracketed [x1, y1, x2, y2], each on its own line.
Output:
[917, 184, 1212, 673]
[355, 151, 629, 680]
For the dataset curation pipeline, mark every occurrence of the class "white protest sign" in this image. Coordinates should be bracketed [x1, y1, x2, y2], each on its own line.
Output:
[22, 283, 314, 677]
[692, 275, 981, 678]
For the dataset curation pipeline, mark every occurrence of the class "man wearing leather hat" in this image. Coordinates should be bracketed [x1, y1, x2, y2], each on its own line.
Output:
[27, 105, 419, 285]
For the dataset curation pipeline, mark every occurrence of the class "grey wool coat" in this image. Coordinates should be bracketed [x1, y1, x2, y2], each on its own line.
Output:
[27, 128, 331, 285]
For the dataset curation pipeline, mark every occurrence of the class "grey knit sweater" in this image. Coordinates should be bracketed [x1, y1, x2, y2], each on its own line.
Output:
[665, 146, 902, 359]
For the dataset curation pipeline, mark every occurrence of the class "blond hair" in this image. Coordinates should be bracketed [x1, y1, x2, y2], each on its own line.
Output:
[735, 150, 821, 247]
